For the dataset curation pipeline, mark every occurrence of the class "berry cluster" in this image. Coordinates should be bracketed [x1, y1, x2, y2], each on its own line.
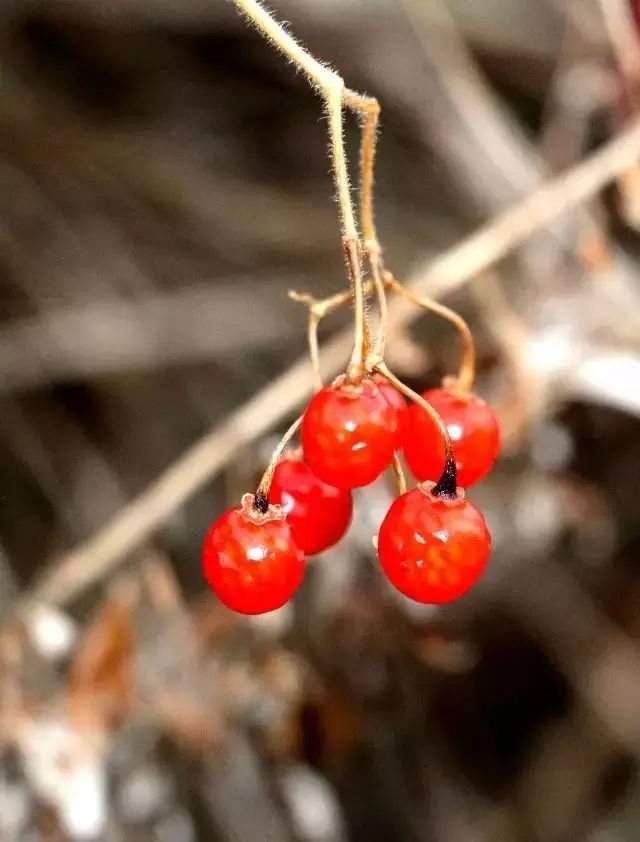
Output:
[202, 366, 499, 614]
[202, 0, 500, 615]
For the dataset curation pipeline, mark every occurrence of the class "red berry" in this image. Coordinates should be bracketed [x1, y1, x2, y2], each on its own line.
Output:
[302, 377, 398, 489]
[377, 485, 491, 604]
[202, 495, 305, 614]
[404, 387, 499, 487]
[270, 457, 352, 555]
[373, 374, 409, 448]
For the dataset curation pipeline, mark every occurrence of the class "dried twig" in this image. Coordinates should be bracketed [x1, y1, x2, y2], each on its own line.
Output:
[26, 116, 640, 609]
[595, 0, 640, 92]
[0, 280, 304, 391]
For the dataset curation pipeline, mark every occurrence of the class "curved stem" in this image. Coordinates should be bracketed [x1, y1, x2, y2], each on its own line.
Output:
[290, 288, 354, 389]
[374, 362, 458, 498]
[230, 0, 368, 383]
[369, 250, 388, 359]
[343, 236, 367, 382]
[385, 272, 476, 392]
[343, 91, 380, 246]
[307, 312, 322, 392]
[391, 453, 407, 496]
[343, 90, 388, 361]
[254, 416, 303, 512]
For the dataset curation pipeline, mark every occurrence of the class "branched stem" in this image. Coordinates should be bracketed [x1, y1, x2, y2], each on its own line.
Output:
[289, 288, 359, 389]
[384, 272, 476, 392]
[291, 270, 476, 393]
[230, 0, 368, 382]
[254, 415, 303, 512]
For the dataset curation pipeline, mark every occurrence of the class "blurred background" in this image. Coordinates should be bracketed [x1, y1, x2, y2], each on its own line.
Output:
[1, 0, 640, 839]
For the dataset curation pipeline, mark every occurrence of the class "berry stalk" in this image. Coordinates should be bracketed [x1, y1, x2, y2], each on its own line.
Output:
[254, 416, 303, 513]
[384, 272, 476, 393]
[391, 453, 407, 495]
[374, 362, 458, 497]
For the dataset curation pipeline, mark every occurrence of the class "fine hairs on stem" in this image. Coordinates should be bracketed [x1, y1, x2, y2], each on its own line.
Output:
[254, 416, 303, 512]
[291, 274, 476, 397]
[233, 0, 461, 500]
[384, 272, 476, 391]
[289, 287, 362, 390]
[343, 90, 389, 359]
[230, 0, 368, 382]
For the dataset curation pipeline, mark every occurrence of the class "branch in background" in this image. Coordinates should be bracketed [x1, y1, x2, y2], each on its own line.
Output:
[25, 117, 640, 610]
[0, 280, 301, 391]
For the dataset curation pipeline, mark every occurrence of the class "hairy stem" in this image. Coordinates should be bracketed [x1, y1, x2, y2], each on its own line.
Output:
[343, 90, 389, 359]
[289, 288, 358, 389]
[230, 0, 368, 382]
[385, 272, 476, 391]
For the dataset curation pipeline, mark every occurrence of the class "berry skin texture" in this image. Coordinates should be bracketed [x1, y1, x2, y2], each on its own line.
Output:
[404, 387, 500, 488]
[377, 485, 491, 604]
[373, 374, 409, 449]
[270, 457, 353, 555]
[302, 377, 399, 489]
[202, 499, 305, 615]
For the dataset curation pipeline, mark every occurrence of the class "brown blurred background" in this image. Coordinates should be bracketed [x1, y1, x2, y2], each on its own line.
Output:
[1, 0, 640, 840]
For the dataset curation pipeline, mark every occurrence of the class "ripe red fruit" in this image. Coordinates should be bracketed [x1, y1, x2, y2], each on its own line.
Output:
[377, 484, 491, 604]
[373, 374, 409, 448]
[270, 457, 352, 555]
[302, 376, 399, 489]
[202, 495, 305, 614]
[404, 387, 499, 487]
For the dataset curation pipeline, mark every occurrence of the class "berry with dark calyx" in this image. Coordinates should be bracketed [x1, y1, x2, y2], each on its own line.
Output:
[404, 386, 500, 488]
[377, 482, 491, 604]
[202, 494, 305, 615]
[373, 373, 409, 448]
[302, 375, 399, 489]
[270, 456, 352, 555]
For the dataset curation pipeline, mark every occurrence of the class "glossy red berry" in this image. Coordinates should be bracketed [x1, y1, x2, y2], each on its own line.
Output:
[302, 377, 399, 489]
[269, 457, 352, 555]
[373, 374, 409, 448]
[404, 387, 500, 487]
[202, 496, 305, 614]
[377, 485, 491, 604]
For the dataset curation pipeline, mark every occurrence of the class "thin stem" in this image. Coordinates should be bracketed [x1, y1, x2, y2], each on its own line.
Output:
[374, 362, 458, 498]
[343, 91, 380, 246]
[391, 453, 407, 496]
[254, 416, 303, 512]
[385, 272, 476, 392]
[369, 252, 388, 359]
[343, 236, 367, 382]
[289, 288, 354, 389]
[230, 0, 367, 382]
[290, 285, 379, 387]
[343, 90, 389, 360]
[307, 312, 322, 392]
